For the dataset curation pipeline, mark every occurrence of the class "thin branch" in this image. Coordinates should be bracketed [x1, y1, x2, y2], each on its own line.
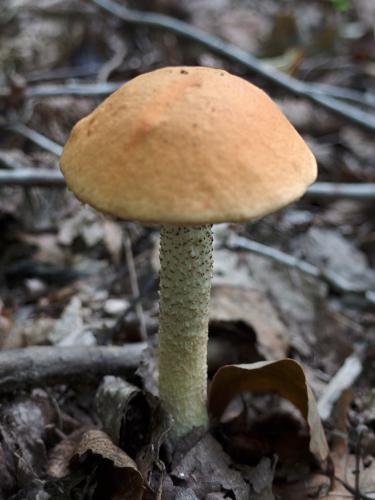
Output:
[1, 80, 373, 110]
[26, 65, 101, 83]
[7, 123, 63, 156]
[91, 0, 375, 132]
[310, 83, 375, 110]
[106, 274, 158, 343]
[226, 235, 375, 303]
[124, 232, 148, 341]
[1, 167, 375, 202]
[333, 476, 374, 500]
[305, 183, 375, 201]
[27, 81, 122, 97]
[0, 344, 147, 394]
[0, 168, 64, 186]
[318, 353, 363, 421]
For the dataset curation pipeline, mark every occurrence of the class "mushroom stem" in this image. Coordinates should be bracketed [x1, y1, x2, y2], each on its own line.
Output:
[159, 225, 213, 437]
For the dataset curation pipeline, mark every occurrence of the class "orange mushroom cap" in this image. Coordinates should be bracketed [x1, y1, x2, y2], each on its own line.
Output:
[61, 66, 317, 225]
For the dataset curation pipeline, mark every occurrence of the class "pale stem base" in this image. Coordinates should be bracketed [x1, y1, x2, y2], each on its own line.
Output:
[158, 225, 213, 437]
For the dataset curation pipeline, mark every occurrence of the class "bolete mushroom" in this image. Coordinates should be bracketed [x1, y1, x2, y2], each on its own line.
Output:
[60, 66, 317, 438]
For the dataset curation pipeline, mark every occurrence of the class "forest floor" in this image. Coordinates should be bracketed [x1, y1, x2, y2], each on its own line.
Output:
[0, 0, 374, 499]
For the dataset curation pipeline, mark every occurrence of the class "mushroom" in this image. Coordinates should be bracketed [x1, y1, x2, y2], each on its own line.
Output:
[60, 66, 317, 438]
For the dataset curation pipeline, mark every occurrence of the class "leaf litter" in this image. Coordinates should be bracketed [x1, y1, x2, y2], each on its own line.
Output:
[1, 0, 375, 497]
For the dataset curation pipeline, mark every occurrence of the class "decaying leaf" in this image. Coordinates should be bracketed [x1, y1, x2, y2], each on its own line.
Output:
[48, 296, 96, 346]
[48, 428, 90, 479]
[20, 233, 66, 265]
[166, 434, 250, 499]
[209, 359, 329, 461]
[96, 376, 141, 446]
[294, 227, 375, 290]
[95, 376, 173, 496]
[58, 207, 103, 248]
[213, 248, 326, 359]
[210, 286, 288, 360]
[73, 429, 144, 500]
[3, 316, 55, 349]
[273, 472, 331, 499]
[212, 249, 289, 359]
[0, 393, 57, 498]
[240, 457, 276, 500]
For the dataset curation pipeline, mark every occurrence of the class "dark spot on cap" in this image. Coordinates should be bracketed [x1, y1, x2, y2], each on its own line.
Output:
[180, 69, 189, 75]
[220, 72, 225, 76]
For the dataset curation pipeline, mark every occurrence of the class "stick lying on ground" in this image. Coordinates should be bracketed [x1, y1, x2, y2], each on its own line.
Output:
[0, 344, 147, 394]
[318, 352, 363, 421]
[1, 167, 375, 201]
[0, 338, 249, 395]
[2, 80, 374, 110]
[0, 82, 122, 99]
[7, 123, 63, 156]
[91, 0, 375, 132]
[227, 235, 375, 303]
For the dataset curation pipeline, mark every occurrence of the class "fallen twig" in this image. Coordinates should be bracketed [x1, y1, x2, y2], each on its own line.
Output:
[1, 80, 374, 111]
[0, 344, 147, 394]
[26, 65, 101, 83]
[318, 353, 363, 421]
[334, 475, 374, 500]
[226, 235, 375, 303]
[310, 83, 375, 110]
[2, 167, 375, 202]
[0, 168, 64, 186]
[305, 183, 375, 201]
[7, 123, 63, 156]
[26, 81, 122, 97]
[124, 231, 148, 341]
[106, 274, 158, 343]
[91, 0, 375, 132]
[354, 426, 368, 500]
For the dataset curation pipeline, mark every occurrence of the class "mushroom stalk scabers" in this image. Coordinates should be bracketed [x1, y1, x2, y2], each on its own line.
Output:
[60, 66, 317, 438]
[159, 225, 213, 435]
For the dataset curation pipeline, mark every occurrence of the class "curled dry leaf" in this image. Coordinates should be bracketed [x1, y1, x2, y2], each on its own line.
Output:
[96, 376, 173, 496]
[96, 376, 140, 446]
[0, 392, 57, 498]
[167, 434, 250, 499]
[209, 359, 329, 461]
[73, 429, 144, 500]
[210, 286, 288, 360]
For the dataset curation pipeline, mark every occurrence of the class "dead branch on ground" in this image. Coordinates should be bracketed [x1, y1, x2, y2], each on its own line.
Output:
[227, 235, 375, 303]
[0, 344, 147, 394]
[7, 123, 63, 156]
[91, 0, 375, 132]
[1, 167, 375, 202]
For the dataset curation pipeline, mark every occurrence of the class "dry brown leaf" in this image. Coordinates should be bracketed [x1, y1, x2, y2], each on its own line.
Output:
[210, 286, 288, 360]
[48, 428, 89, 479]
[48, 296, 96, 346]
[169, 434, 250, 499]
[96, 376, 141, 446]
[20, 233, 66, 264]
[277, 457, 375, 499]
[209, 359, 329, 461]
[273, 473, 331, 499]
[4, 316, 55, 349]
[329, 455, 375, 499]
[96, 376, 173, 496]
[73, 429, 144, 500]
